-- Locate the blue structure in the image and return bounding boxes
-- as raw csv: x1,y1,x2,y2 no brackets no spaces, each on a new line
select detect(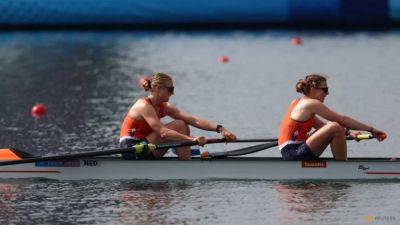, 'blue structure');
0,0,399,27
